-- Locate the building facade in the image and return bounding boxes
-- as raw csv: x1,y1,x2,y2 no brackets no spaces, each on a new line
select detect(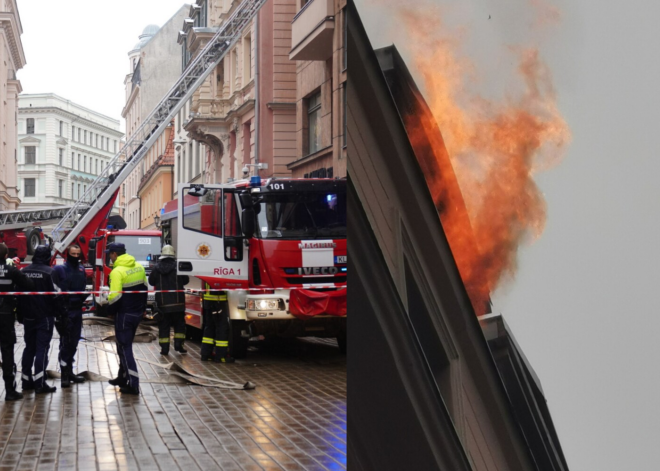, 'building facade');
122,6,189,229
0,0,26,210
17,94,123,210
174,0,298,193
289,0,347,178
